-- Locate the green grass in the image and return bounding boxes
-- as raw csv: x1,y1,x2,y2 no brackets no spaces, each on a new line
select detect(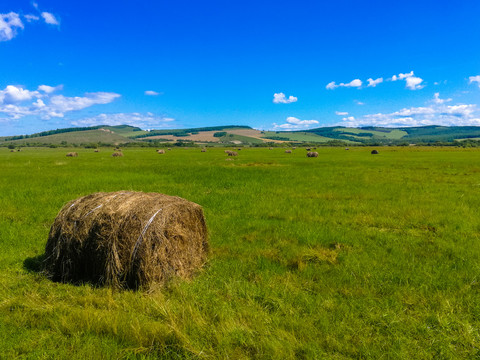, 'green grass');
4,129,133,145
333,127,408,140
2,147,480,359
